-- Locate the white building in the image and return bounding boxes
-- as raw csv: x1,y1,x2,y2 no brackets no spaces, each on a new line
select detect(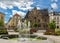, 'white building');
49,9,60,28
